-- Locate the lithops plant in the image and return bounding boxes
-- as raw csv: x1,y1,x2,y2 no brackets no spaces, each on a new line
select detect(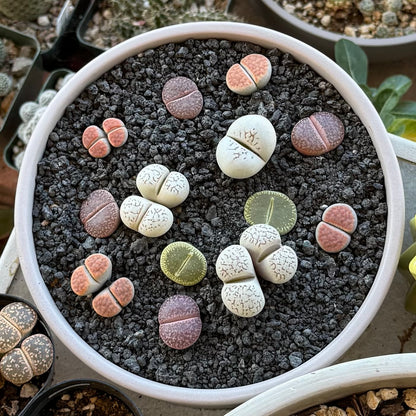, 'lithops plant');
158,295,202,350
316,203,358,253
291,112,345,156
0,73,12,97
244,190,297,236
92,277,134,318
120,195,173,237
0,302,37,354
216,114,276,179
136,164,190,208
0,333,53,386
102,118,128,147
70,253,112,296
226,54,272,95
160,242,207,286
216,245,265,318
